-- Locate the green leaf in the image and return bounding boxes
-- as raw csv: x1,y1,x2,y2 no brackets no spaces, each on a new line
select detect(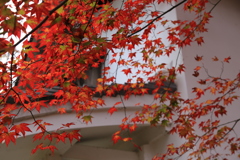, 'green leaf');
63,82,71,88
5,16,16,30
69,8,76,14
161,119,169,126
26,19,38,26
0,0,9,7
77,58,85,64
82,115,93,124
117,28,124,34
90,2,96,7
18,9,25,15
72,37,81,43
1,7,11,17
103,4,110,10
83,41,91,46
60,45,68,51
56,6,64,14
96,38,105,43
183,24,190,29
51,16,62,26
